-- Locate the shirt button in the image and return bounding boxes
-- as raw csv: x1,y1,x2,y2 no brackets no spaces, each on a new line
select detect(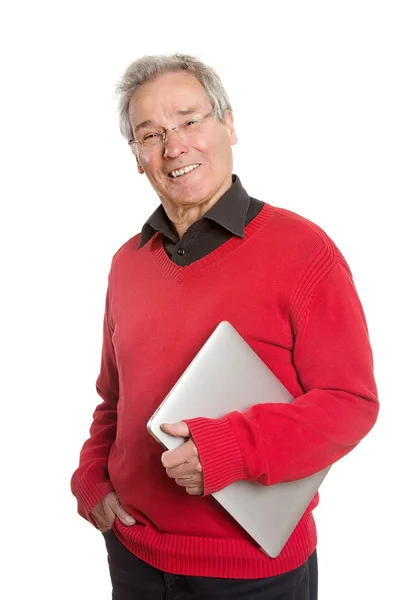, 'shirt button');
177,248,186,256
